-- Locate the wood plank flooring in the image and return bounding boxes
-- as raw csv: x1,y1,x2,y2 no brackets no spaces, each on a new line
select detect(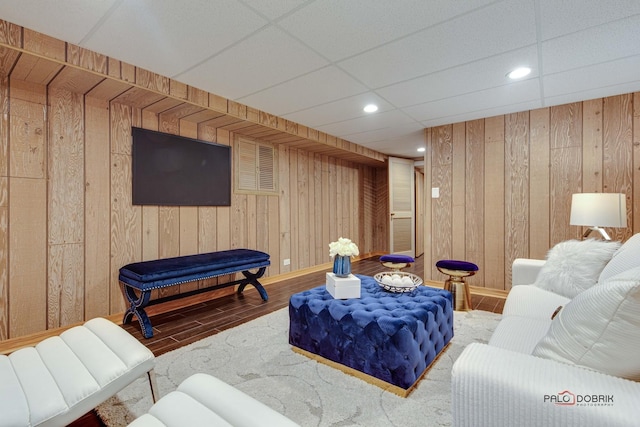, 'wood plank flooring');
72,255,504,426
